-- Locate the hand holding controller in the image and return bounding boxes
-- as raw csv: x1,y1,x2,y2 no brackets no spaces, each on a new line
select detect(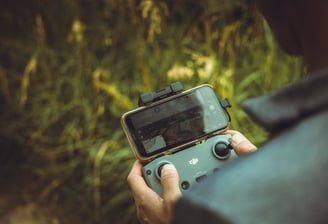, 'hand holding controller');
122,83,237,196
142,134,237,196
